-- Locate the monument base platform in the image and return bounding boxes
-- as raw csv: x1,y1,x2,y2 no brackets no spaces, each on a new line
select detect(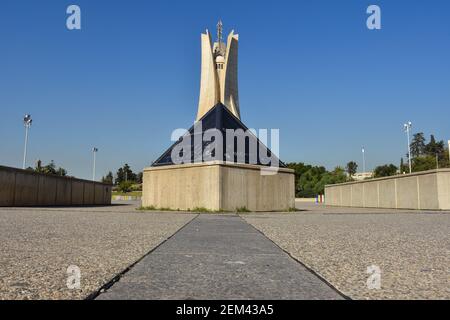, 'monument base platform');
142,161,295,212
